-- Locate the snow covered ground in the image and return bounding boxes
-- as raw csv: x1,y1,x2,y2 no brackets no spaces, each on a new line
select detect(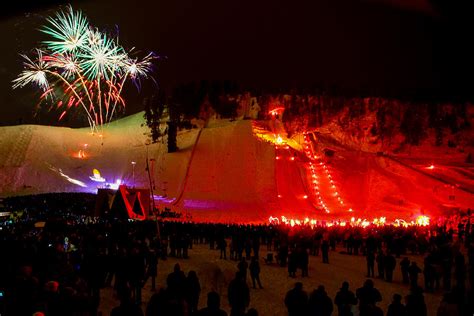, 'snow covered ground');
98,244,444,316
